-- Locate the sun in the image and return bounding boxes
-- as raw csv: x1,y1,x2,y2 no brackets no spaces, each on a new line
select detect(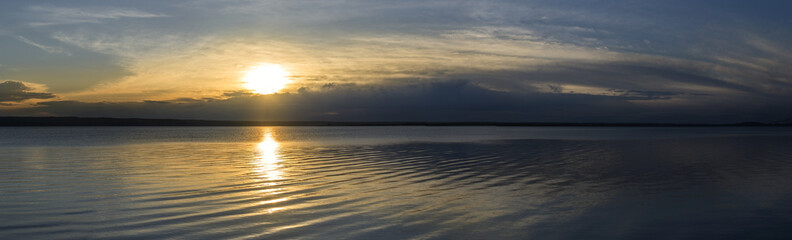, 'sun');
242,64,292,94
